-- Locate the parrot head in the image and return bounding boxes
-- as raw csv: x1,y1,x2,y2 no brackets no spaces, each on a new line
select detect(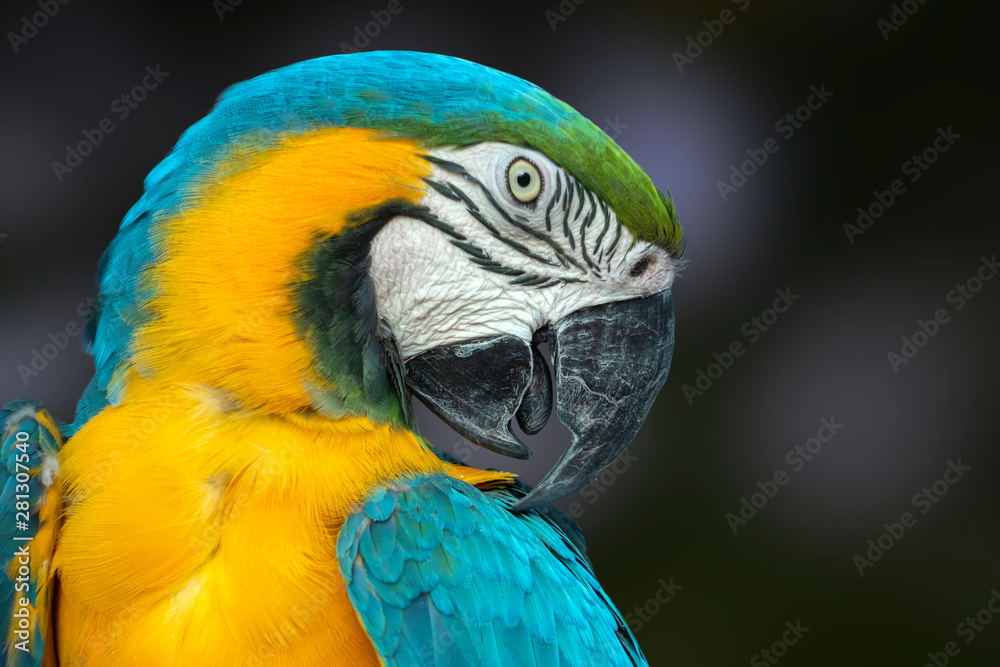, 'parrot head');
82,51,682,510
